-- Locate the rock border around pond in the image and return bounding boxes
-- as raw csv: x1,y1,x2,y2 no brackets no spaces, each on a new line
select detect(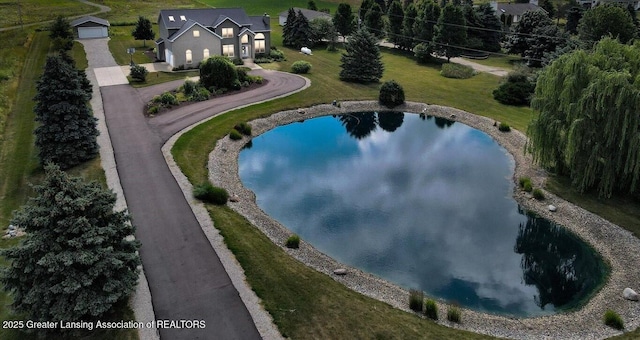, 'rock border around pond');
209,101,640,340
